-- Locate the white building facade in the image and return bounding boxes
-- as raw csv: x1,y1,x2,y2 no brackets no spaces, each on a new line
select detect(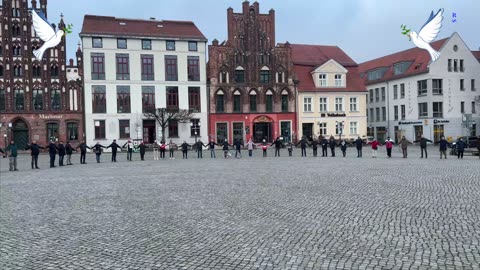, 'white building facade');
80,15,208,147
360,33,480,143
